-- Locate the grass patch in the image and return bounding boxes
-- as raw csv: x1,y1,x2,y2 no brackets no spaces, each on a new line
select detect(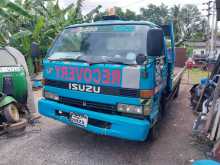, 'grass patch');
185,68,210,84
